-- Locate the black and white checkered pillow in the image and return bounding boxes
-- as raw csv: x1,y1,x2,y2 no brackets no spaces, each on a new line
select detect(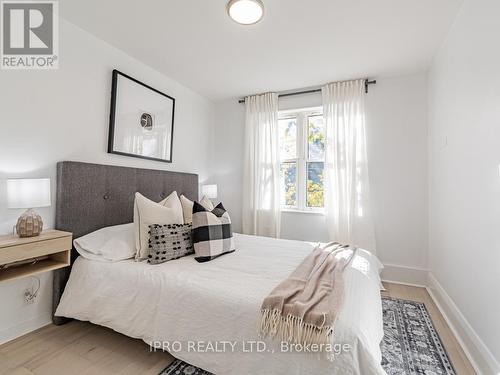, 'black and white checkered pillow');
192,201,235,263
147,223,193,264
